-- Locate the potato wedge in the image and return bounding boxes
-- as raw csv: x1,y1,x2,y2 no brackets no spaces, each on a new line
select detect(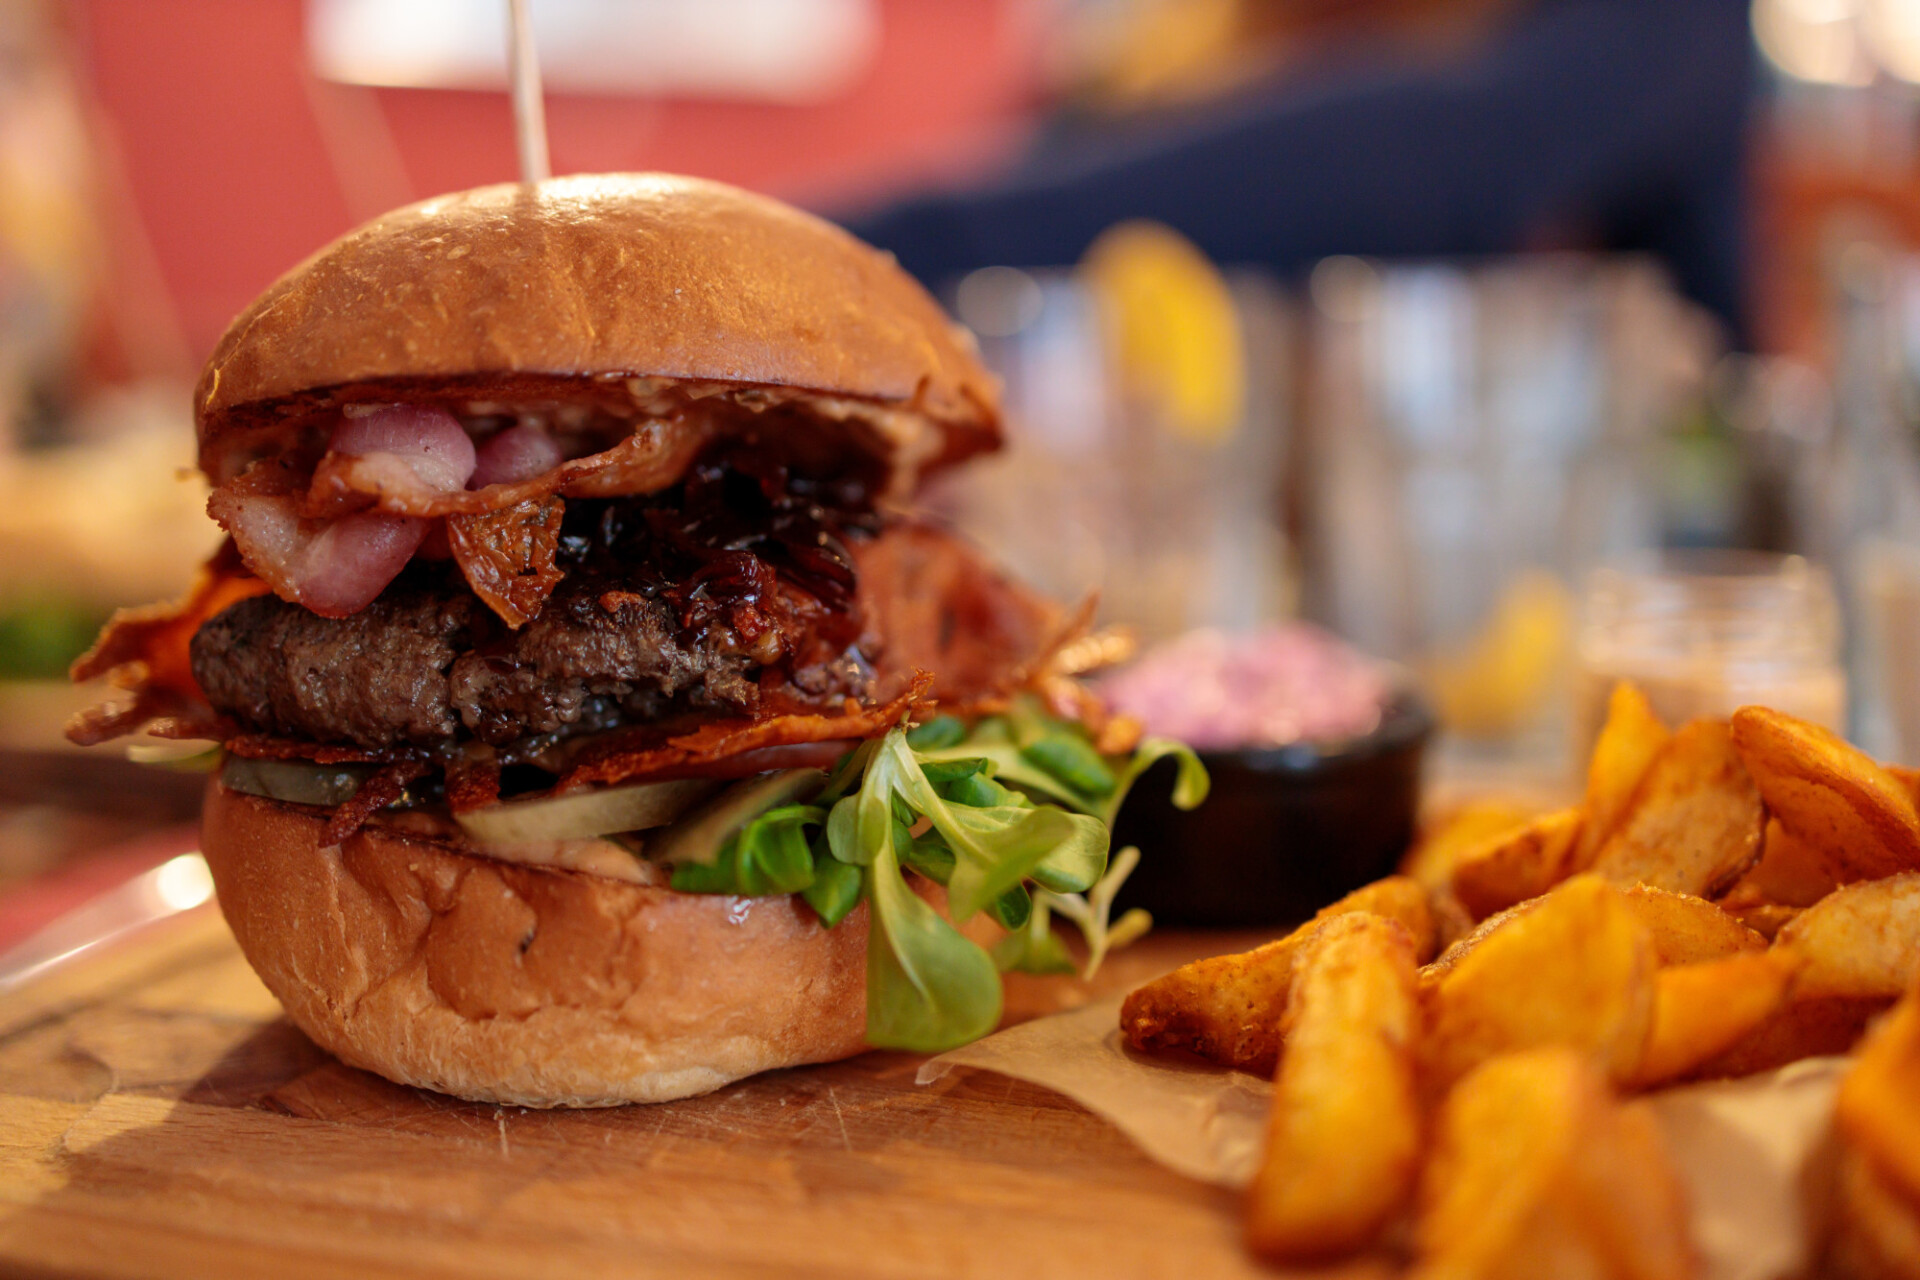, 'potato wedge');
1120,876,1436,1073
1424,875,1656,1088
1715,895,1801,942
1452,807,1583,922
1625,950,1799,1089
1403,799,1538,892
1621,884,1768,966
1590,718,1763,898
1730,705,1920,882
1575,681,1672,870
1836,983,1920,1207
1774,871,1920,1002
1745,817,1841,908
1421,896,1547,985
1246,913,1421,1262
1824,1146,1920,1280
1690,995,1889,1079
1410,1048,1696,1280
